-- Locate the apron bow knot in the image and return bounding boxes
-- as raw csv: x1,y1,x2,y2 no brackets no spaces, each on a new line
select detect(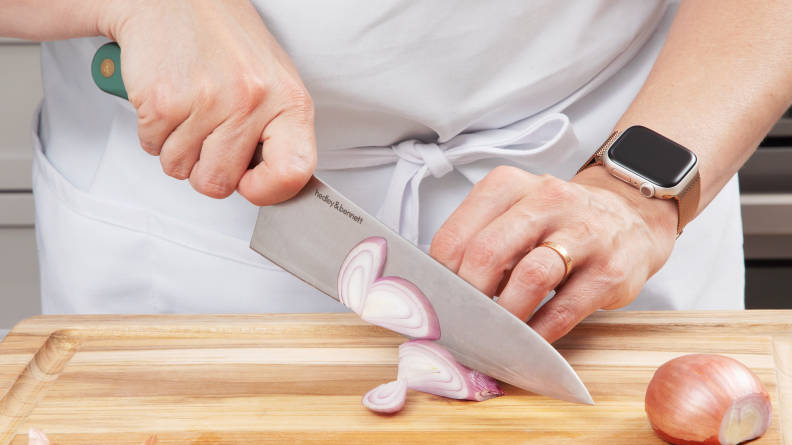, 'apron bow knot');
392,140,454,179
316,113,579,244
